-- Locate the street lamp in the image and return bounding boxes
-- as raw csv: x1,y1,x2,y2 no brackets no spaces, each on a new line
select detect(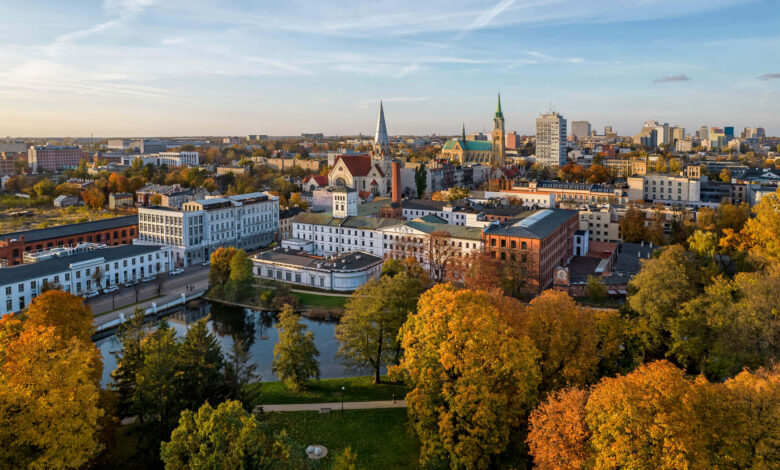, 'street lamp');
341,386,345,412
